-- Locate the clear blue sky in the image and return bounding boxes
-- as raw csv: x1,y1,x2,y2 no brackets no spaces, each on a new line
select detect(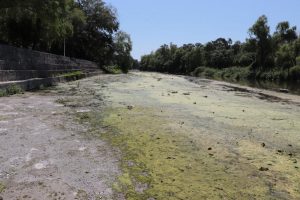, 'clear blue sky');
105,0,300,60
